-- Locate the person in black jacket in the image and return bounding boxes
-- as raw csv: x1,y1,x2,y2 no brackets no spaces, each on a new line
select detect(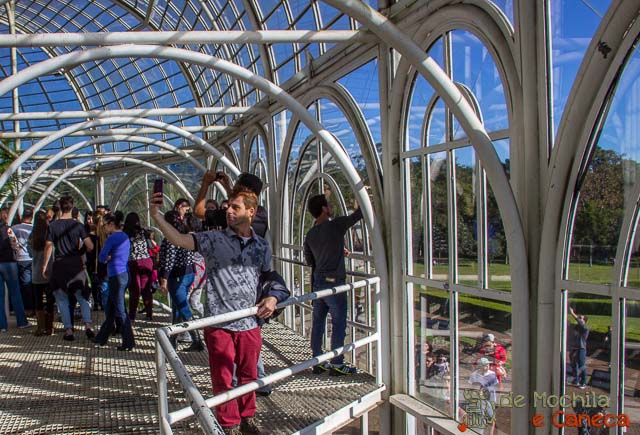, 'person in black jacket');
194,171,269,238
